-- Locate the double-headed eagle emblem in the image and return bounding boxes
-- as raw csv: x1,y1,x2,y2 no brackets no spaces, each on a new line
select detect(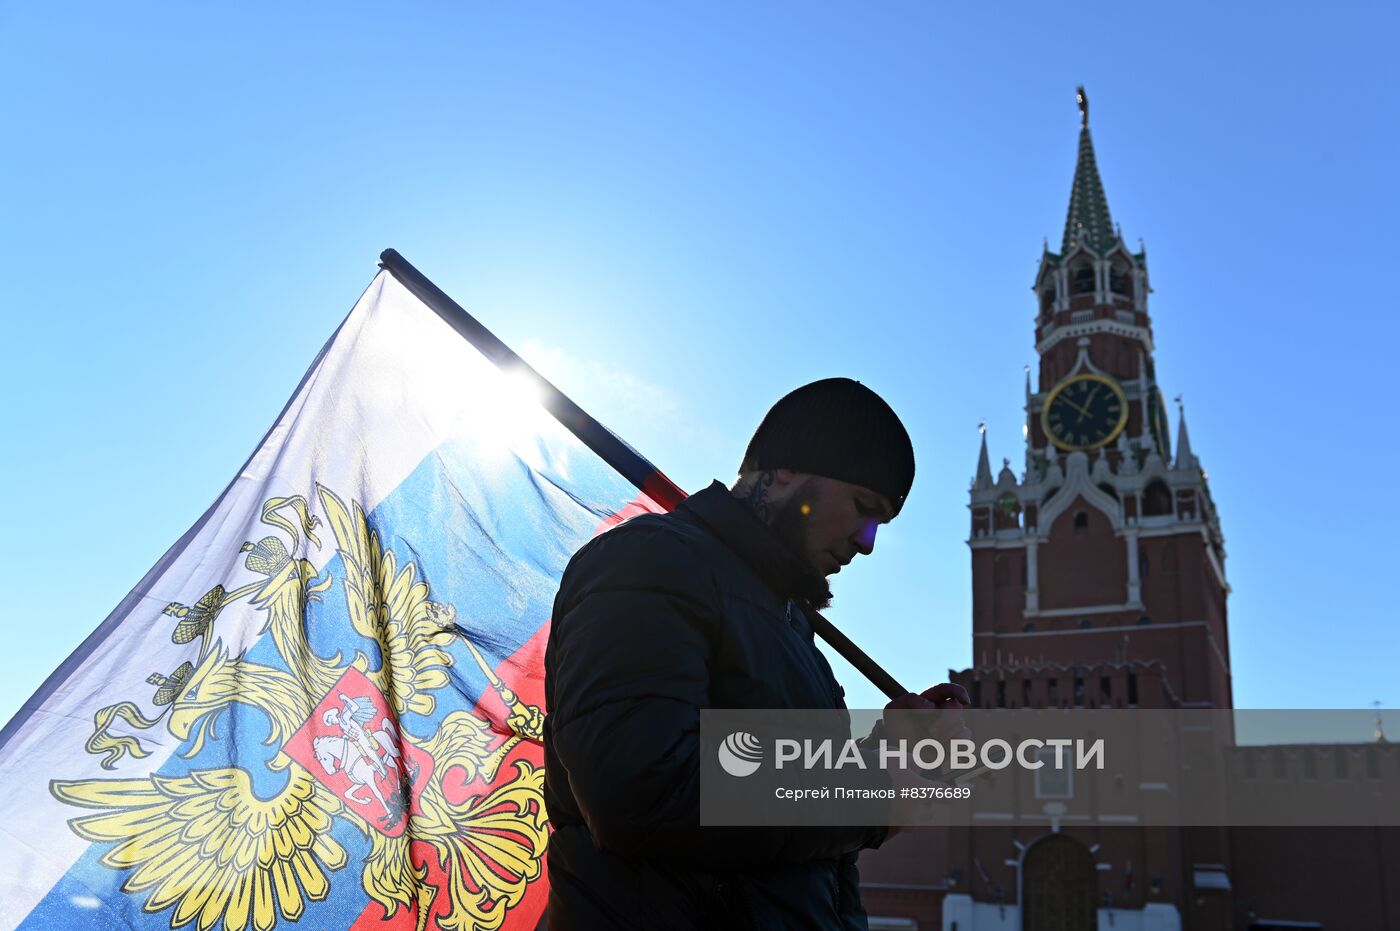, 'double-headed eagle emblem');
52,486,549,931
